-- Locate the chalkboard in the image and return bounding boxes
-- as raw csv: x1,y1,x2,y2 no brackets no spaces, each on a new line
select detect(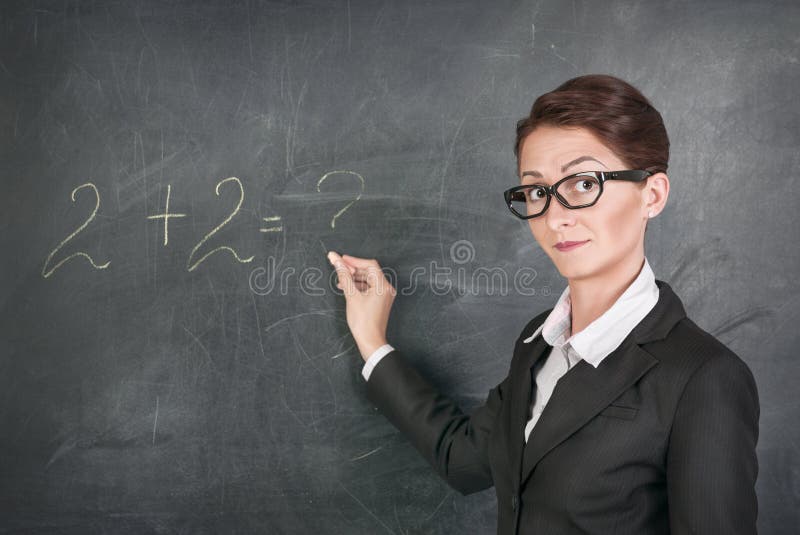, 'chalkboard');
1,1,798,533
